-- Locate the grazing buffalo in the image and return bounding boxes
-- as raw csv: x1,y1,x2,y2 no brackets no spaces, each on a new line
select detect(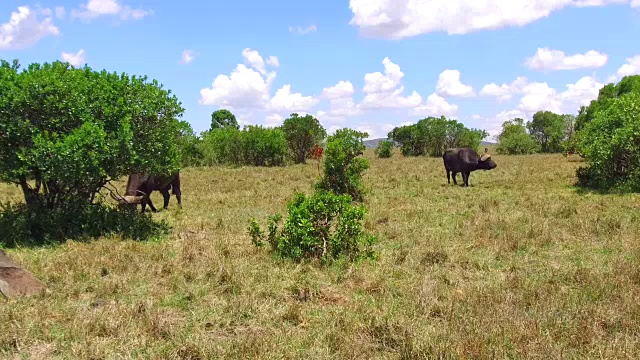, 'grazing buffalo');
443,148,497,187
110,172,182,212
